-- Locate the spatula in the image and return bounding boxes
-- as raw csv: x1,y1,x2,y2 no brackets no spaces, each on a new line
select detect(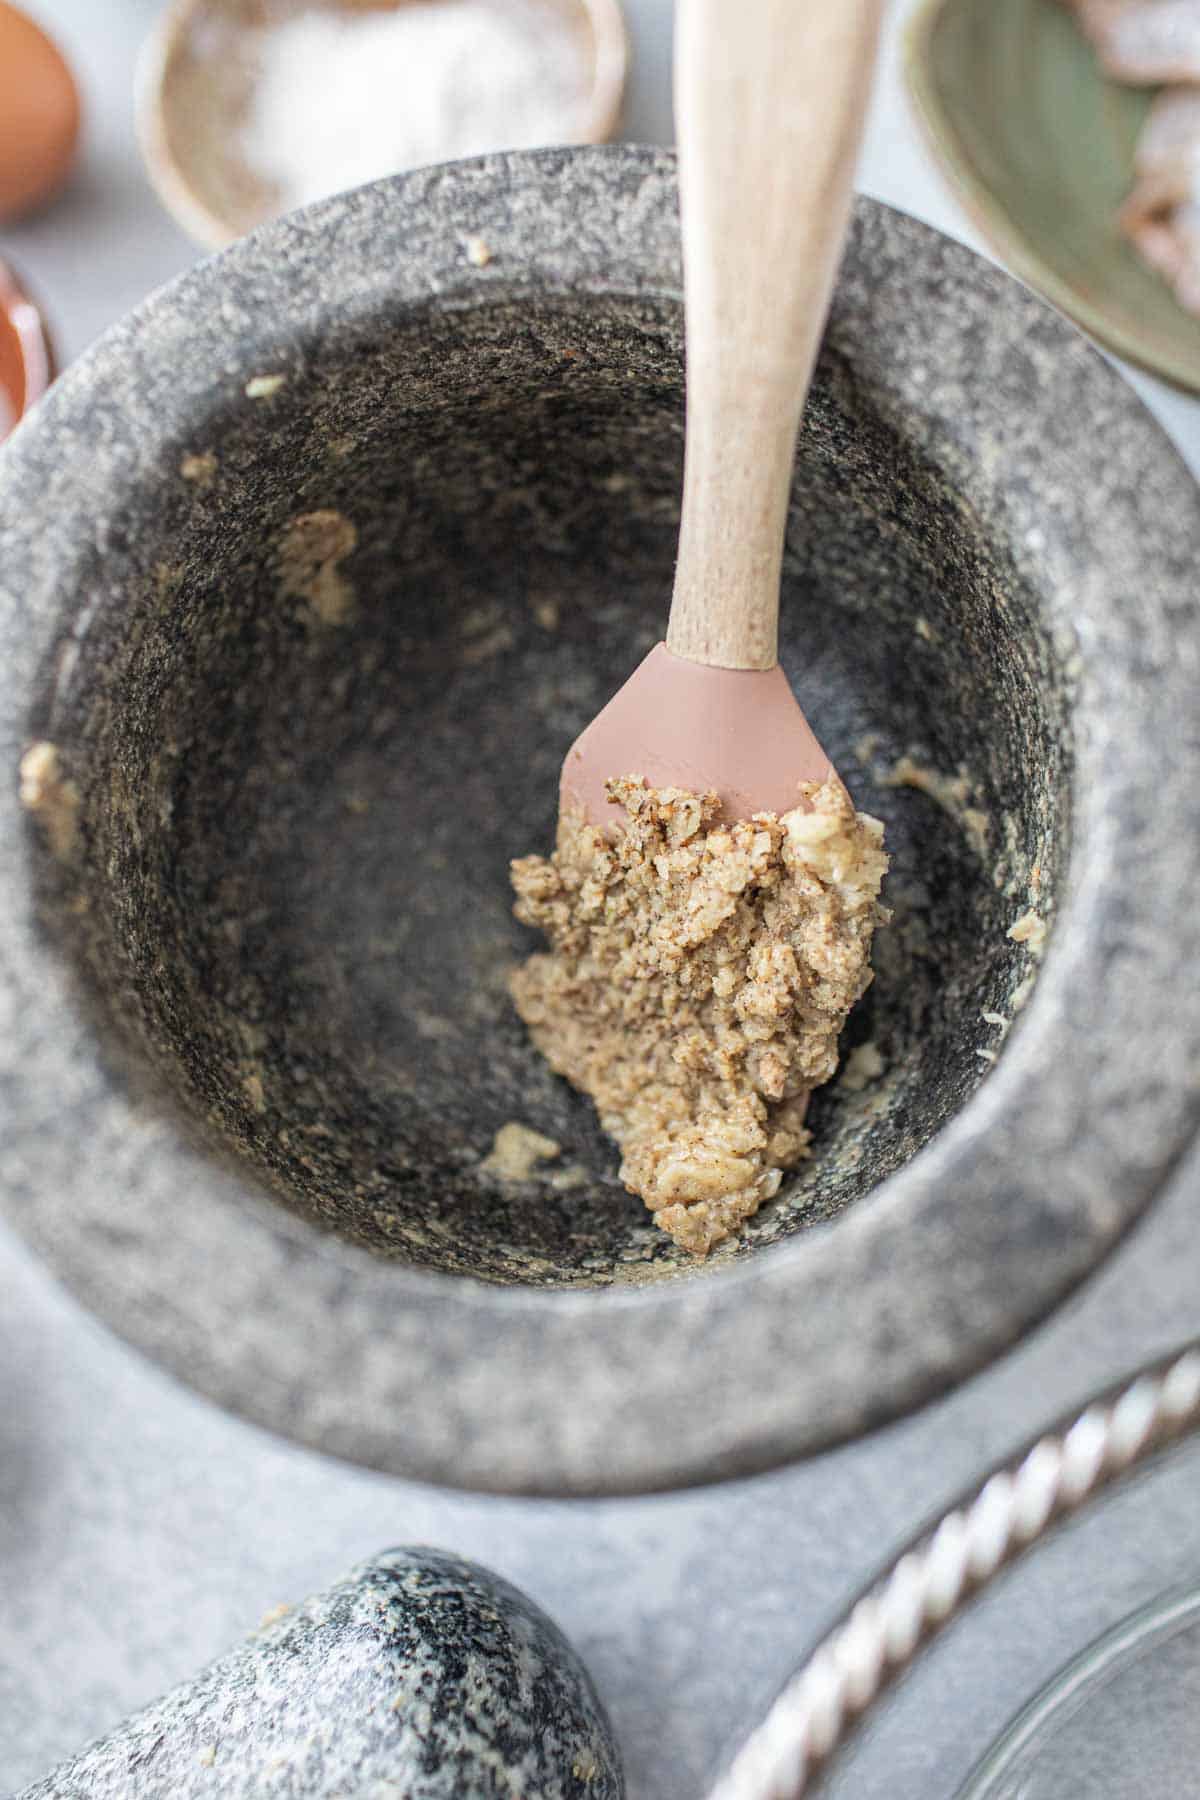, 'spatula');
561,0,884,826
